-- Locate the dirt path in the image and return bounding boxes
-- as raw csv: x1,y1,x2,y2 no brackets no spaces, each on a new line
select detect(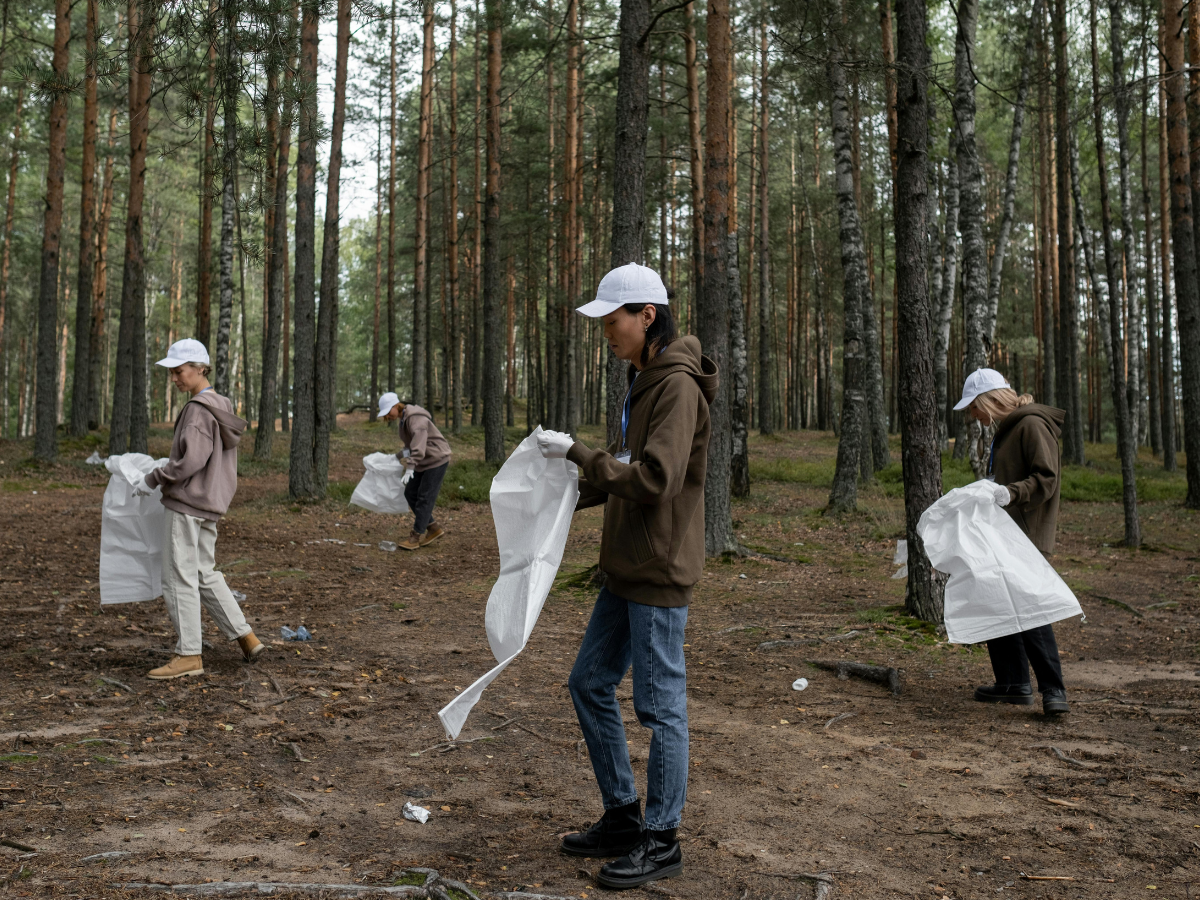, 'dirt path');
2,424,1199,898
